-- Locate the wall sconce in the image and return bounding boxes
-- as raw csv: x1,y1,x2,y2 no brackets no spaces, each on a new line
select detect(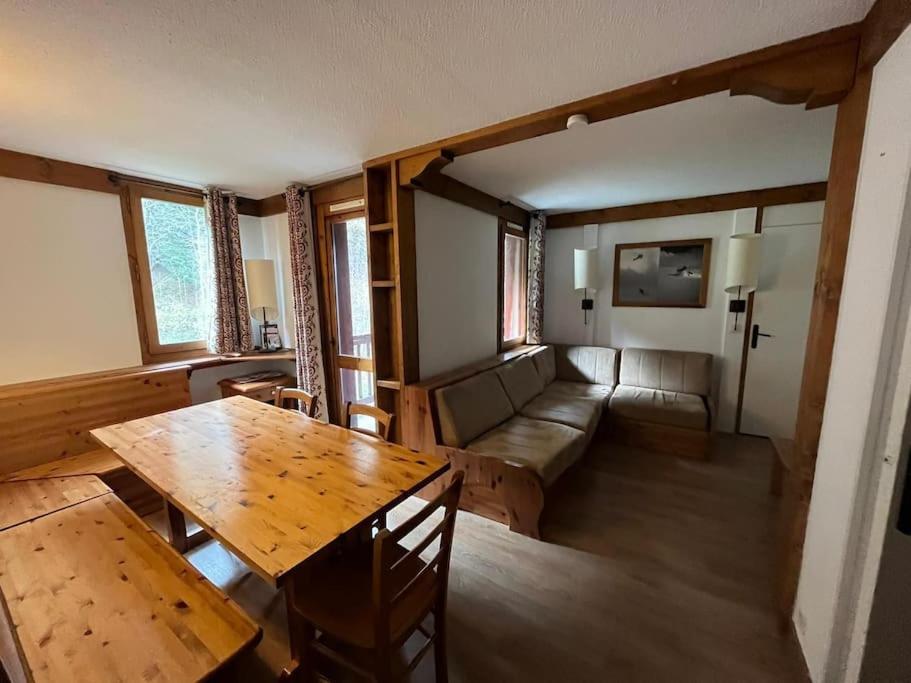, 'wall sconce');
574,248,598,325
724,234,761,331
